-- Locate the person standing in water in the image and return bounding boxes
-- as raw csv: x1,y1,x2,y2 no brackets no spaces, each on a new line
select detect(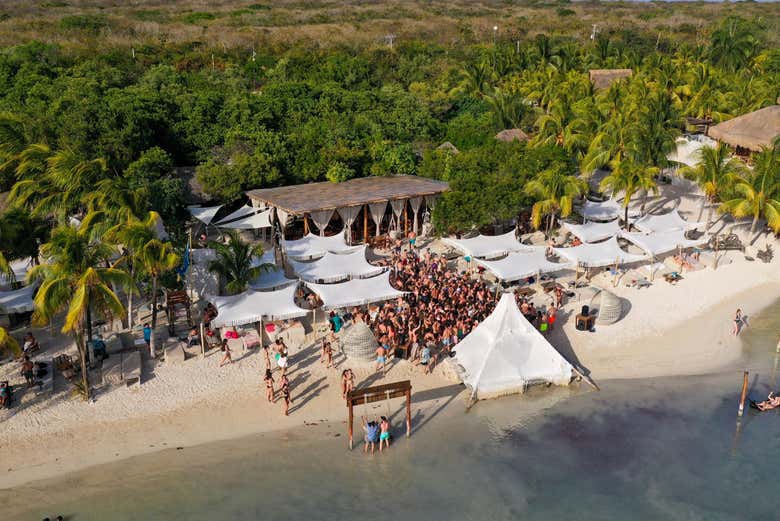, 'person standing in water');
379,416,391,452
